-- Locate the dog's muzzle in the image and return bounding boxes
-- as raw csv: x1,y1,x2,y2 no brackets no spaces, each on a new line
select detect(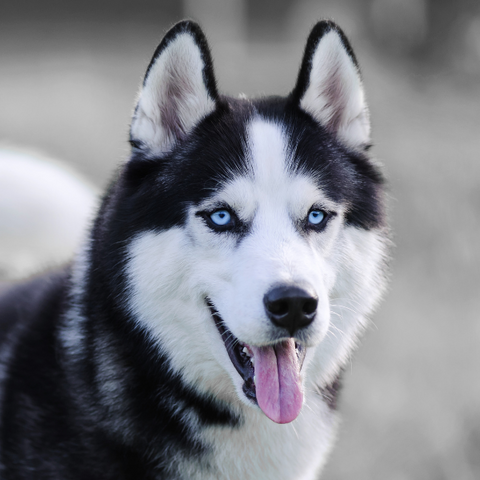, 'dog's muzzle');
207,284,318,424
